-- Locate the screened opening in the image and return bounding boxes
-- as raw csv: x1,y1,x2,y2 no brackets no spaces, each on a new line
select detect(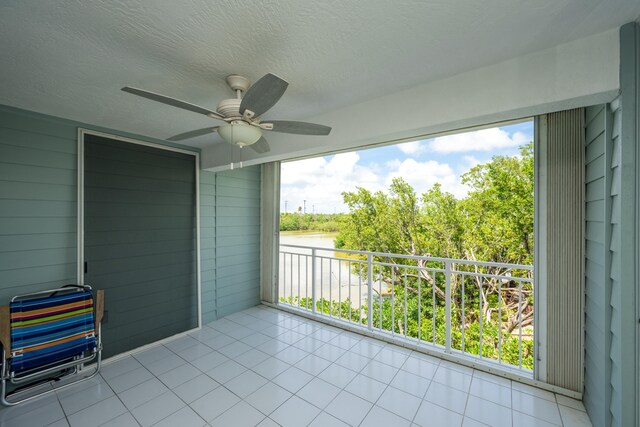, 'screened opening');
277,120,536,373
